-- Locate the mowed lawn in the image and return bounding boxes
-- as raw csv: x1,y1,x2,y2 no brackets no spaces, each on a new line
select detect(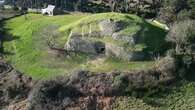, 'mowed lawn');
3,13,154,79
